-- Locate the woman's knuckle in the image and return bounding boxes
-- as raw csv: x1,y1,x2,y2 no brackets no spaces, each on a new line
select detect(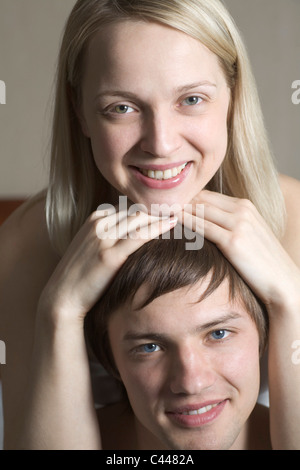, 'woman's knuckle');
234,199,253,221
88,211,101,223
237,198,253,211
